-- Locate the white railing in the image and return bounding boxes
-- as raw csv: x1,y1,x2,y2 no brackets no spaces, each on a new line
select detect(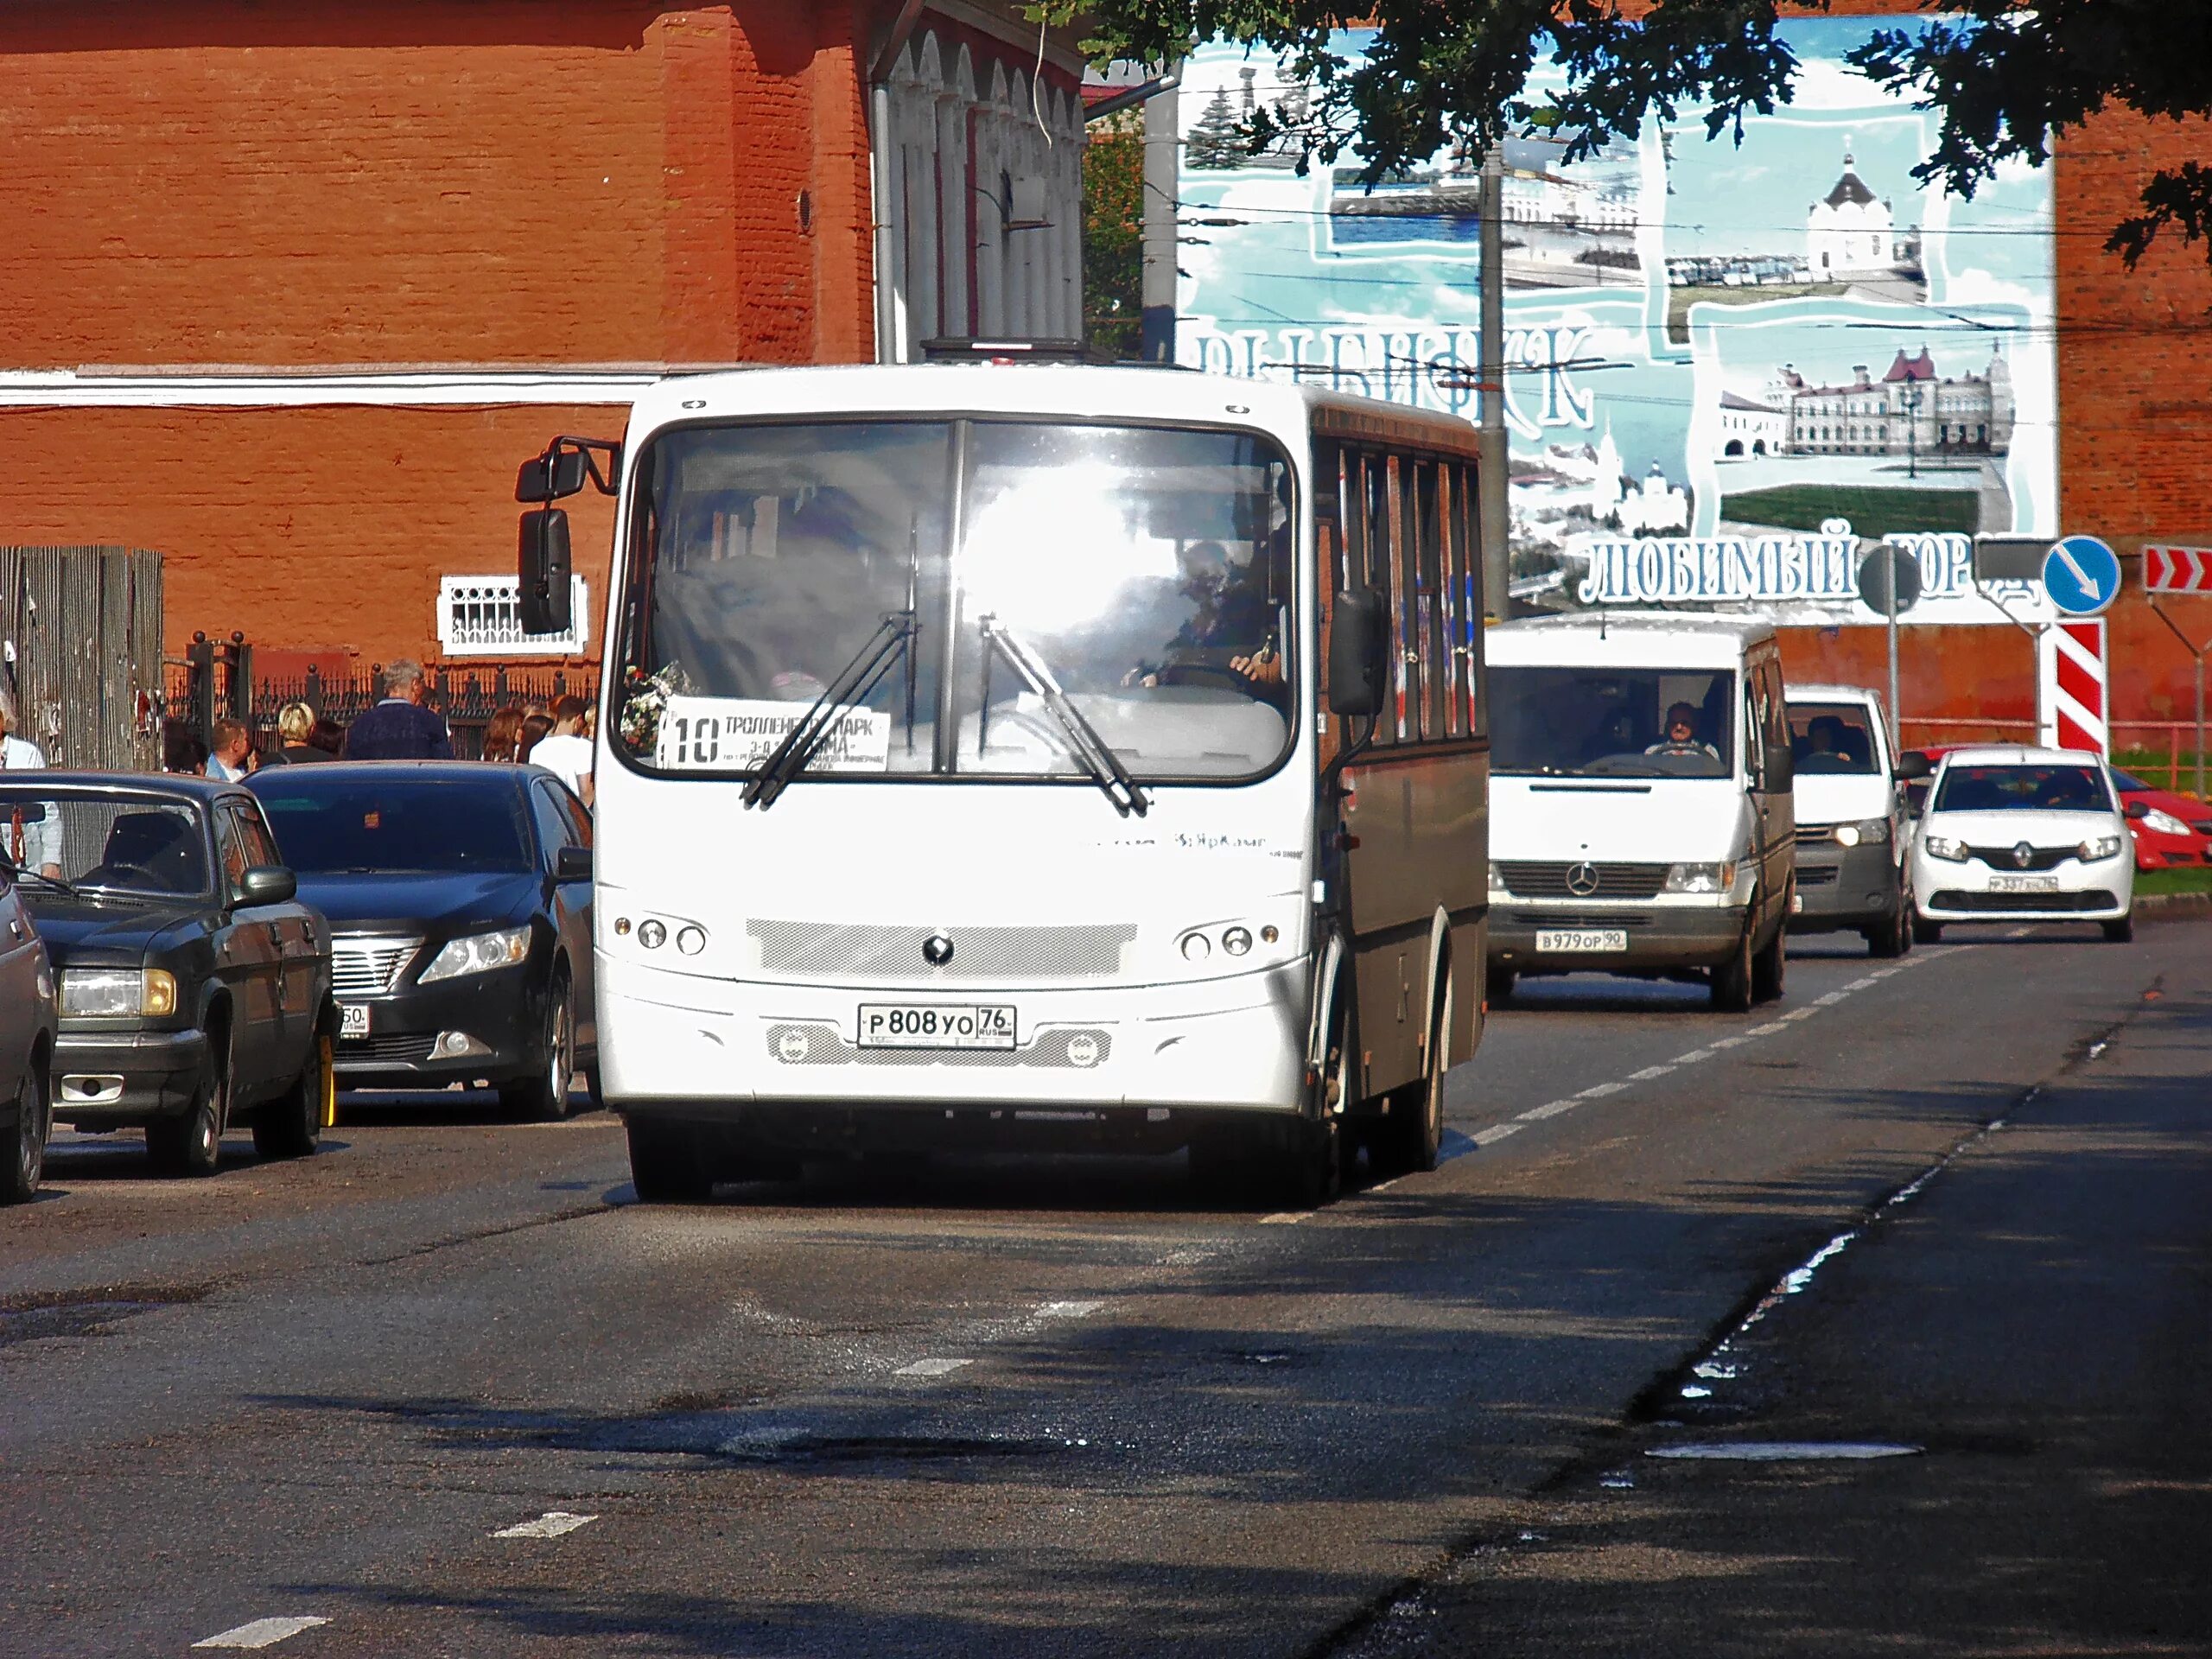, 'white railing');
435,575,588,658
